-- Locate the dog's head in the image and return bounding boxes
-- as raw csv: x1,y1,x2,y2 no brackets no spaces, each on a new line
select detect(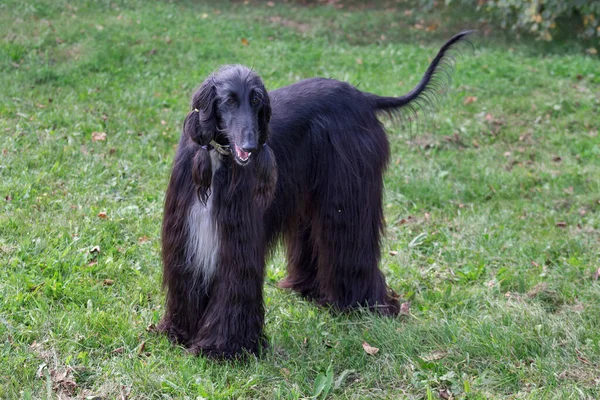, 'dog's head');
185,65,277,208
190,65,271,166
